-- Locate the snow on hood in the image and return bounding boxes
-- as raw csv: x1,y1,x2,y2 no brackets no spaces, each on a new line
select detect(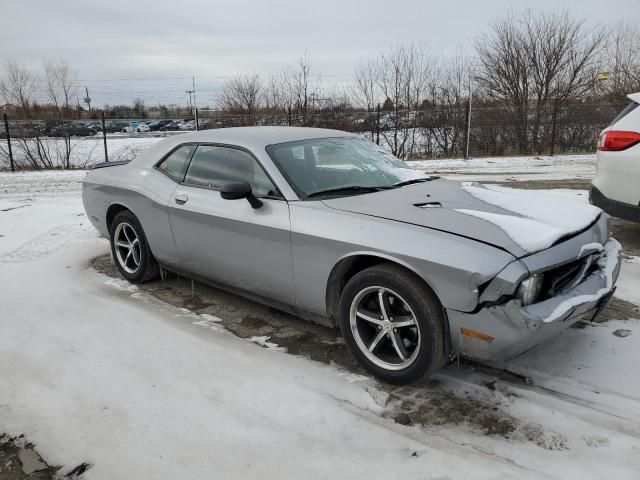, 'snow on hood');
321,179,602,257
456,183,601,253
